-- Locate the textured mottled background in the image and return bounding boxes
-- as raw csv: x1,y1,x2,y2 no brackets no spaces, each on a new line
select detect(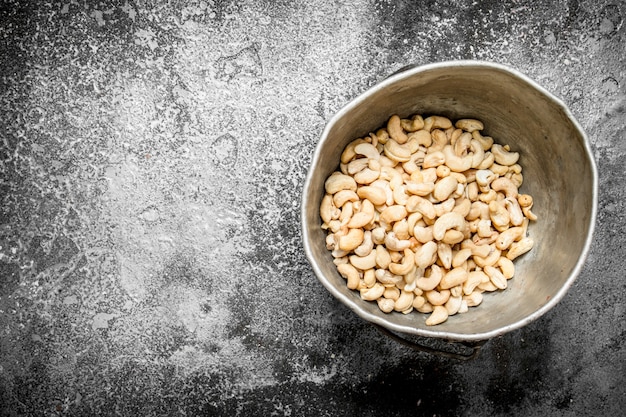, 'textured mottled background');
0,1,625,416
